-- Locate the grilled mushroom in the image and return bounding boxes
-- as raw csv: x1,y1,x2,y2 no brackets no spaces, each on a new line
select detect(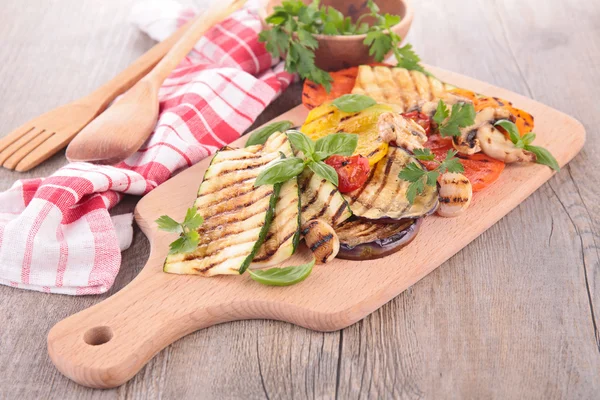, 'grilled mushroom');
437,172,472,218
301,219,340,264
478,124,536,163
378,112,427,151
452,107,512,156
